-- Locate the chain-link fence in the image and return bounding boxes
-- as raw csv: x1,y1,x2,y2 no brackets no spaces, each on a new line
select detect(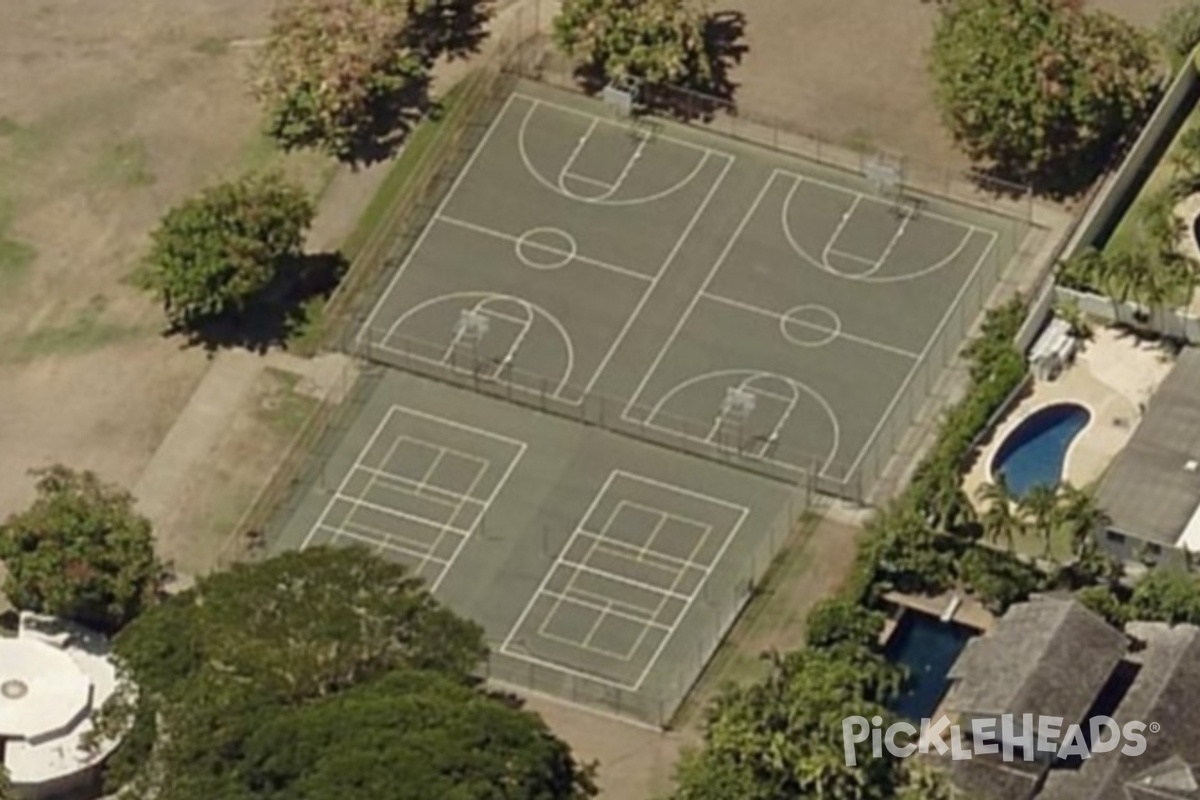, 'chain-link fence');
478,490,817,728
509,33,1035,225
352,323,860,501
